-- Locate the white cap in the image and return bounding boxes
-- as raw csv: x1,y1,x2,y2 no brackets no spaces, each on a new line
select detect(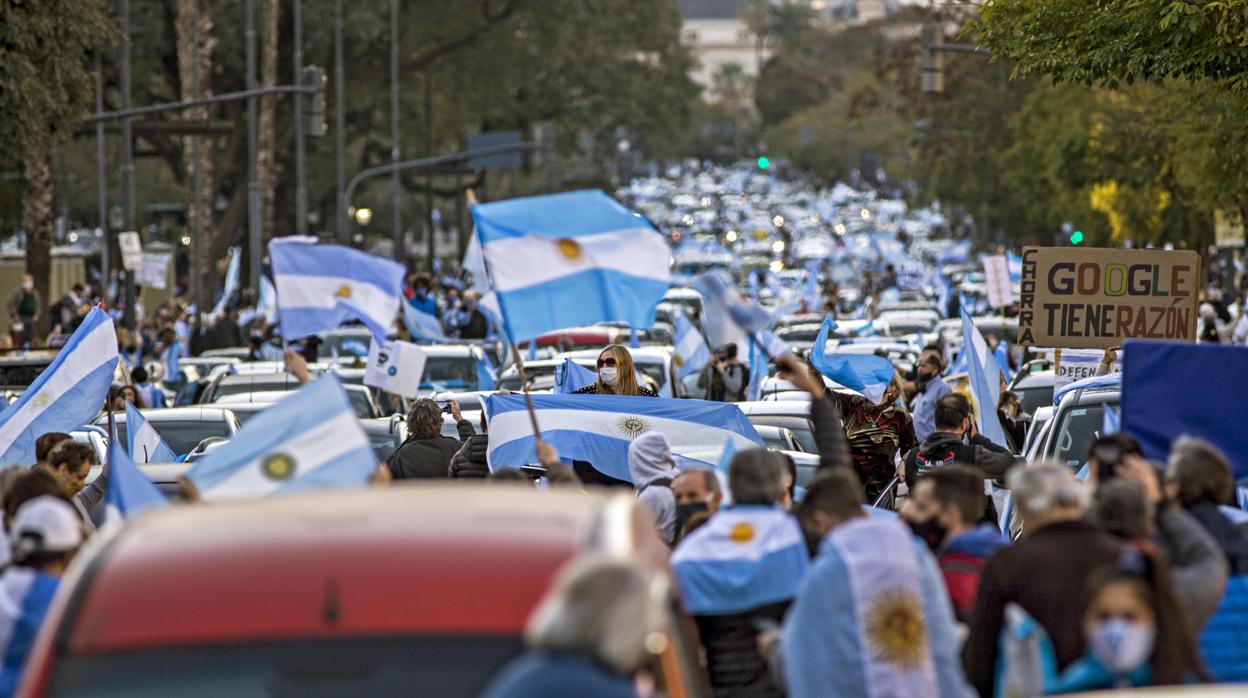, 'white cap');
11,496,83,556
